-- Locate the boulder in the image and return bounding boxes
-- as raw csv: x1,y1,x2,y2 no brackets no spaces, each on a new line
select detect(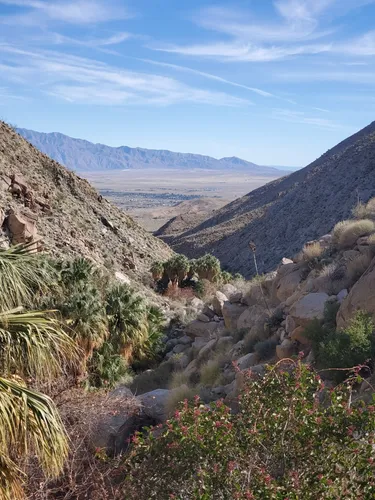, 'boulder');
172,343,190,354
281,258,294,265
216,336,233,351
291,326,310,345
137,389,170,422
289,293,329,327
276,339,295,360
230,340,244,360
197,338,217,362
190,297,204,310
237,304,268,331
285,315,296,334
202,304,216,319
337,257,375,329
337,289,348,304
221,283,237,297
178,335,193,346
229,291,243,303
236,352,260,370
184,358,198,380
7,210,38,245
273,263,305,303
185,320,220,338
212,291,228,316
222,301,246,332
192,337,210,351
197,313,211,323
